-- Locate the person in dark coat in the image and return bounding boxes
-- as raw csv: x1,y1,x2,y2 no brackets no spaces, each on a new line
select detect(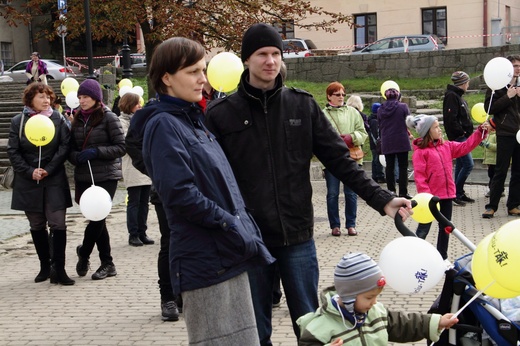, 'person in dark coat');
368,102,385,183
139,37,274,345
7,82,74,285
69,79,126,281
205,23,413,346
443,71,475,206
377,88,412,199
